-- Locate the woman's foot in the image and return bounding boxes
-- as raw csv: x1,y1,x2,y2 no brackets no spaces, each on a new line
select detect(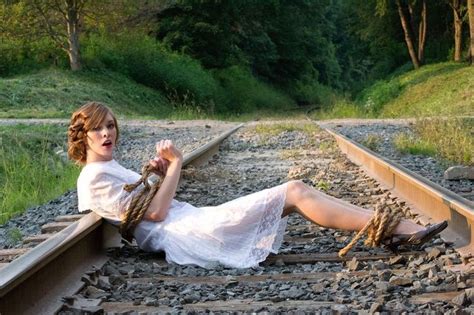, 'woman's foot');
384,220,448,252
